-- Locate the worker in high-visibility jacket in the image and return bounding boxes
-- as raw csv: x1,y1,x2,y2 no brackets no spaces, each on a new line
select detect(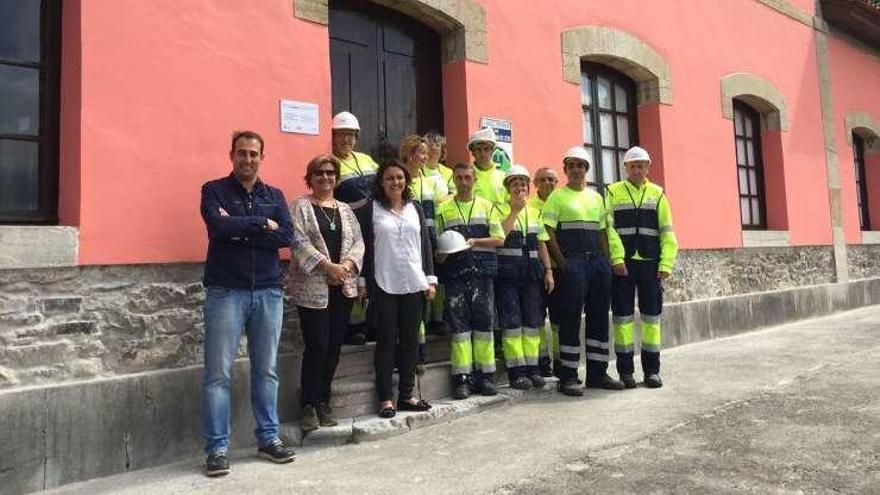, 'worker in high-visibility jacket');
543,146,625,396
332,111,379,210
435,162,505,399
468,128,508,207
422,131,453,337
331,111,380,345
528,167,561,378
496,165,555,389
399,135,444,370
605,146,678,389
